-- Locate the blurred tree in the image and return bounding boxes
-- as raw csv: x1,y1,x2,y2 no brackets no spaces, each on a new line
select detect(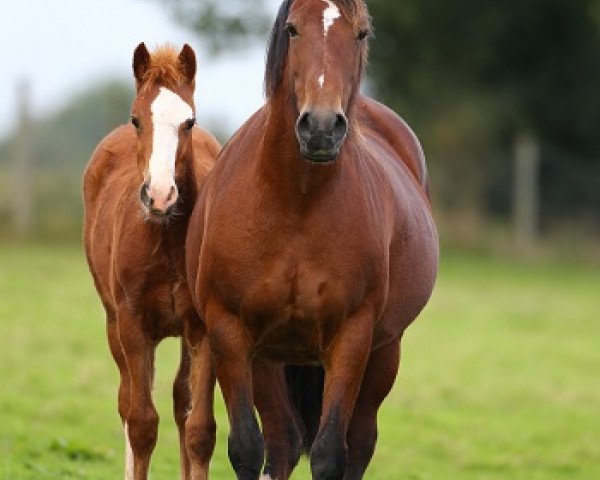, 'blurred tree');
154,0,272,54
151,0,600,232
0,81,133,238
